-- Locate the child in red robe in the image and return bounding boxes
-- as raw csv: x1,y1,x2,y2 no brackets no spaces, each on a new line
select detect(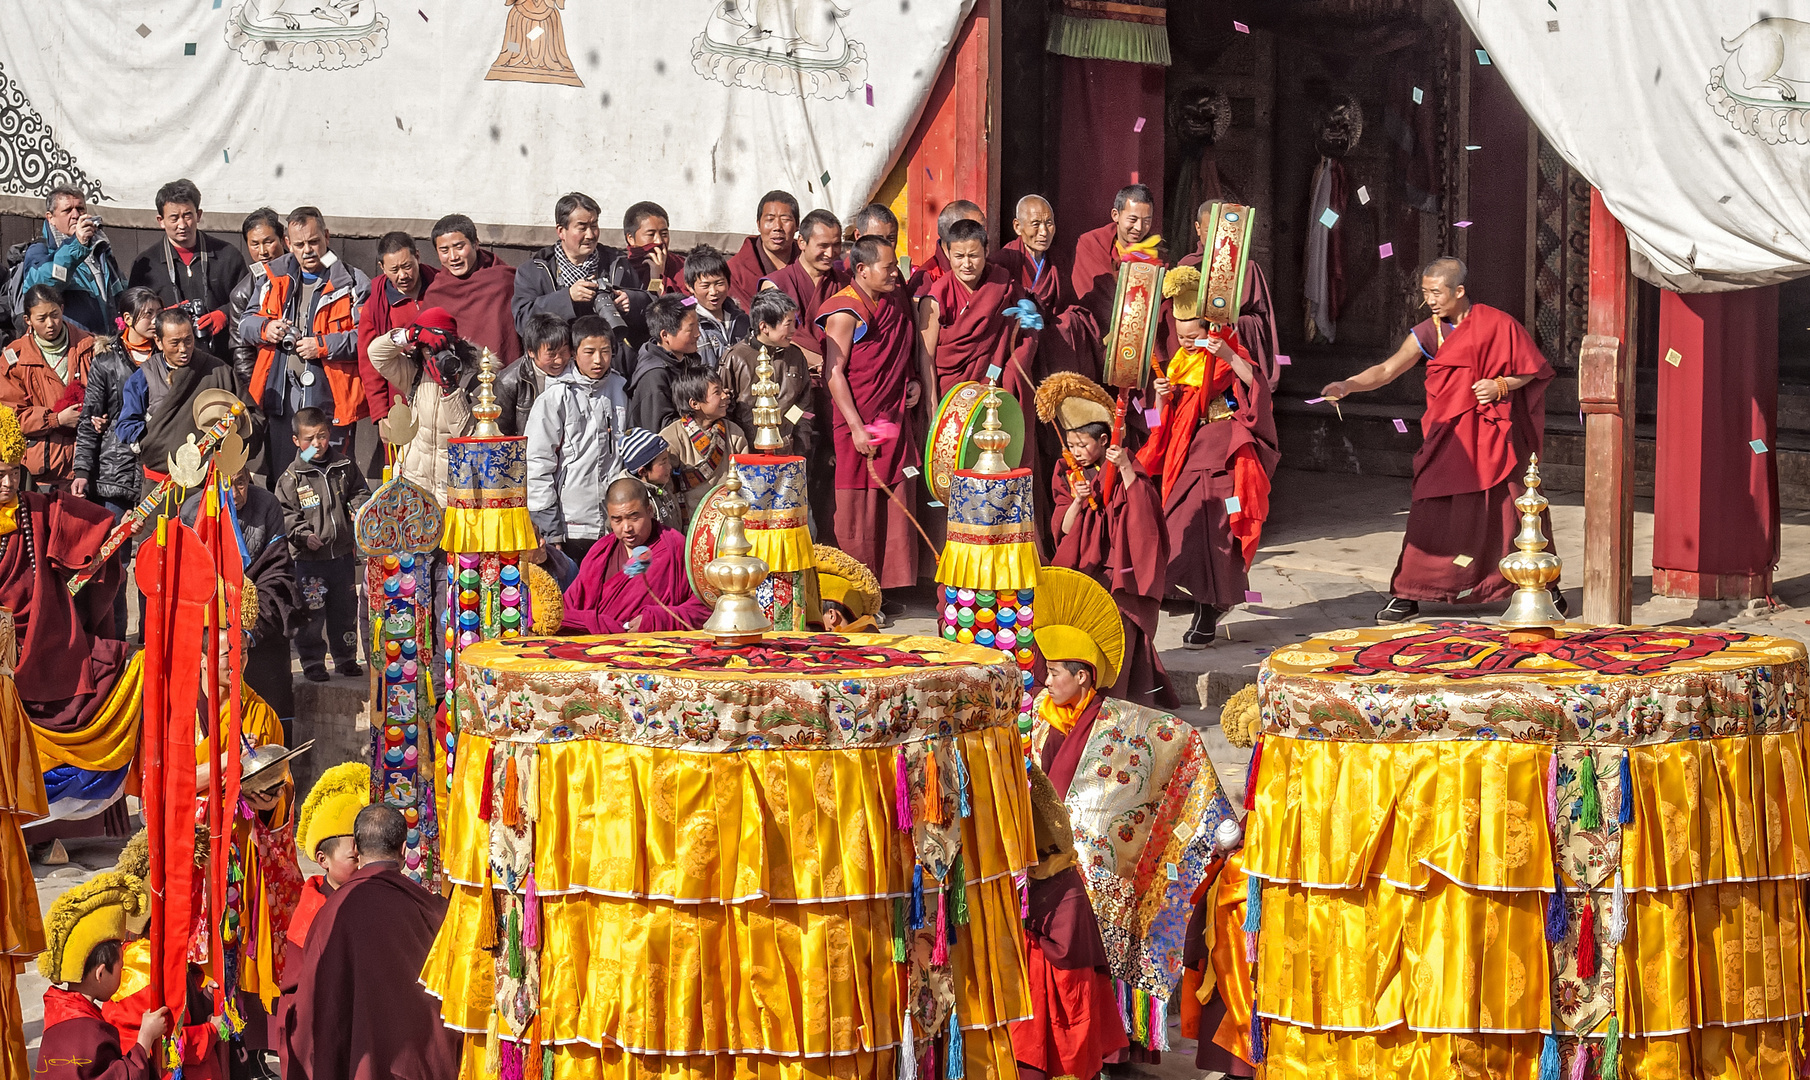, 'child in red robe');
33,874,170,1080
1038,372,1176,709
